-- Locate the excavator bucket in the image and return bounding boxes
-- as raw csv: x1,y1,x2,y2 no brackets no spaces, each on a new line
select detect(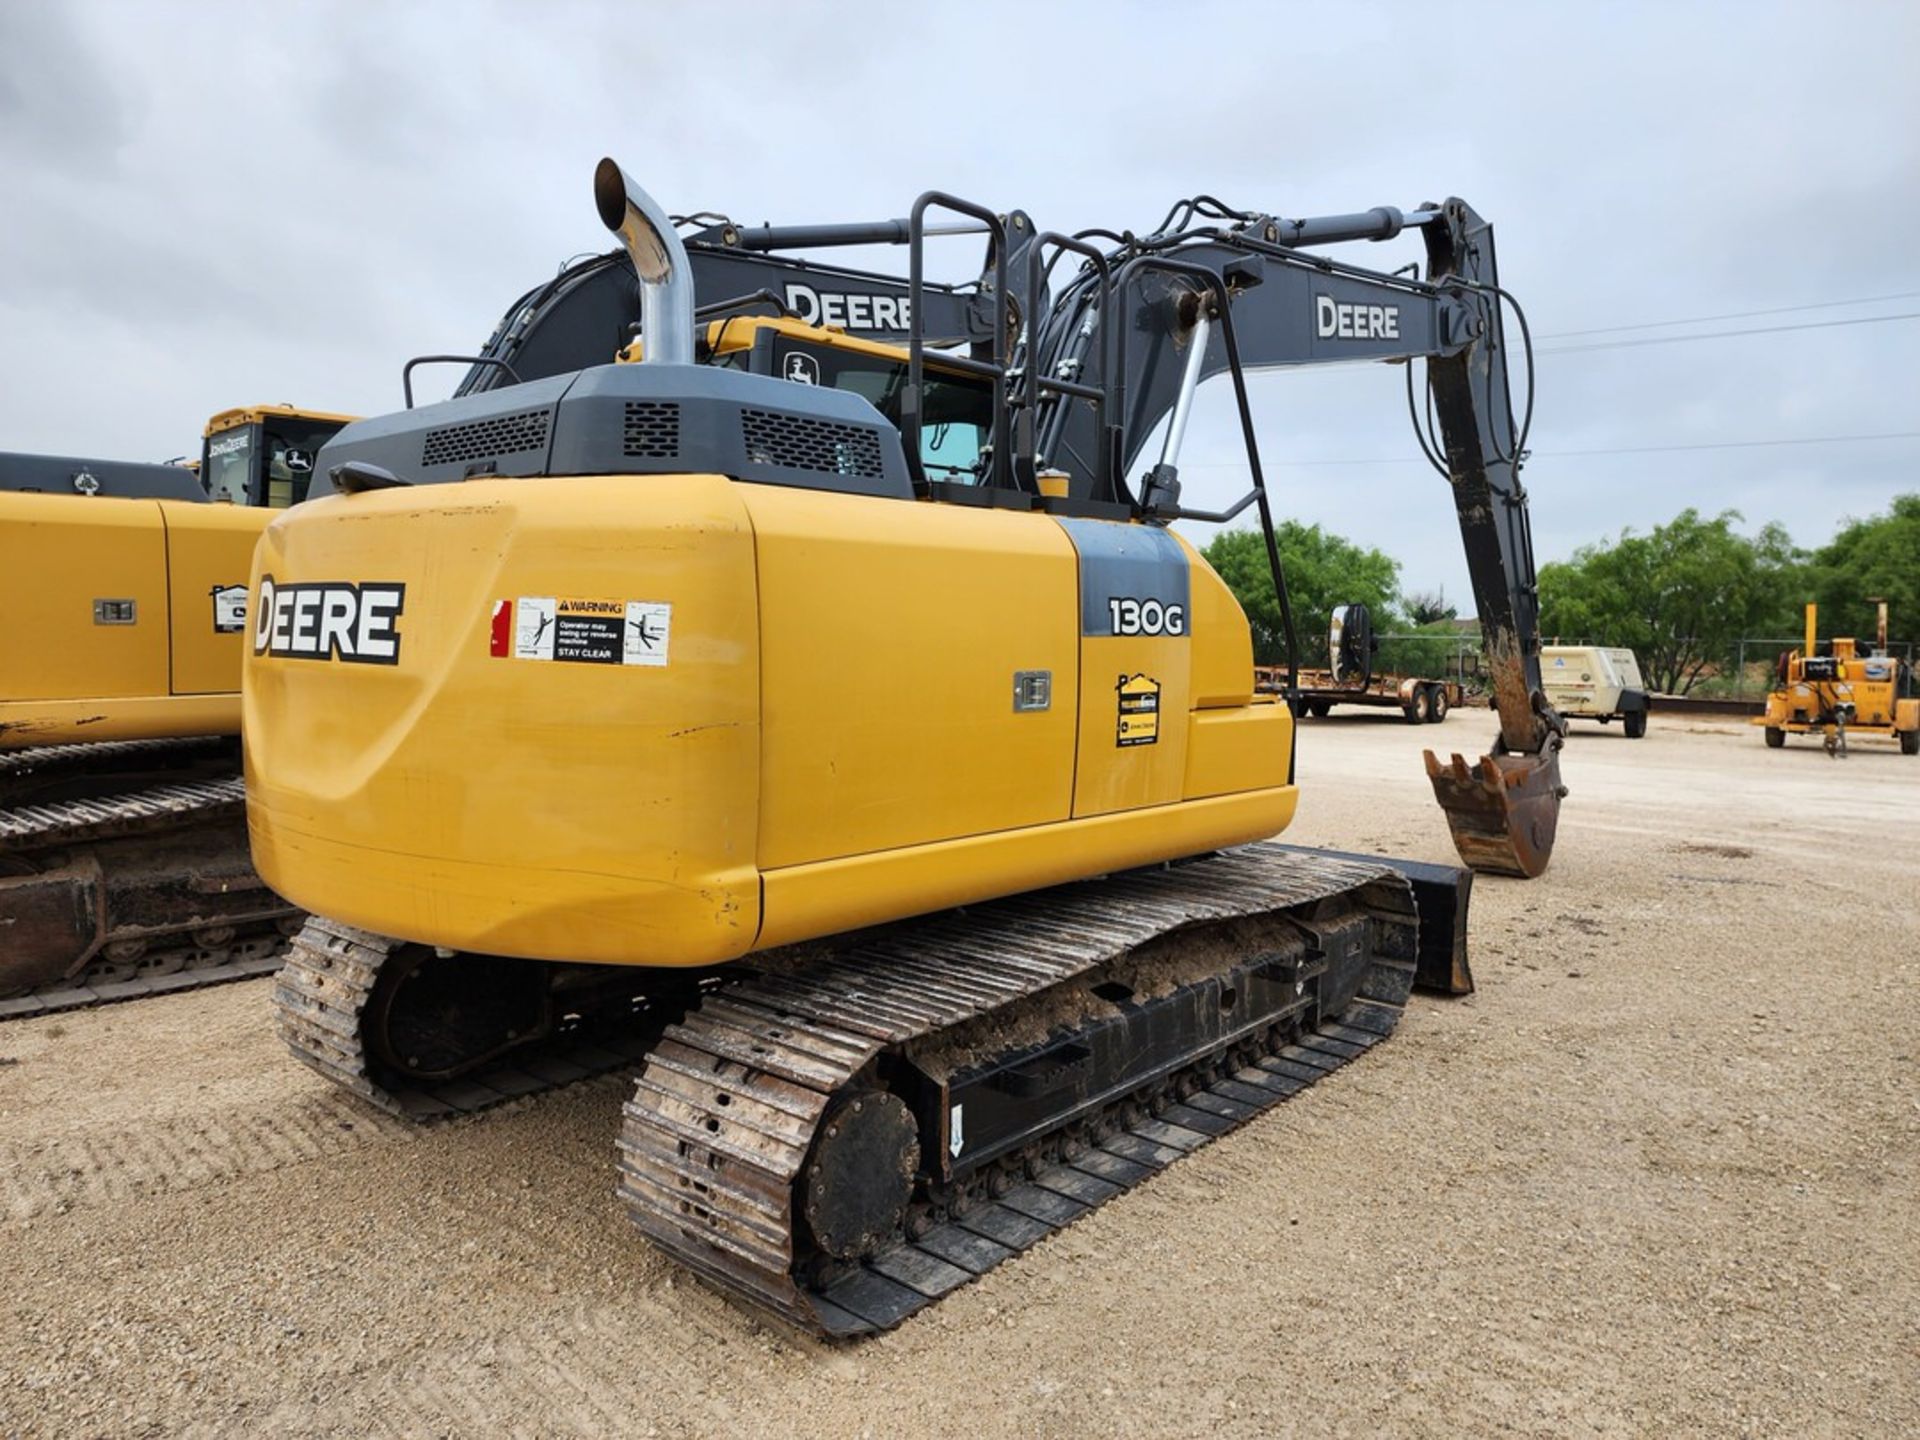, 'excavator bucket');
1424,746,1565,879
